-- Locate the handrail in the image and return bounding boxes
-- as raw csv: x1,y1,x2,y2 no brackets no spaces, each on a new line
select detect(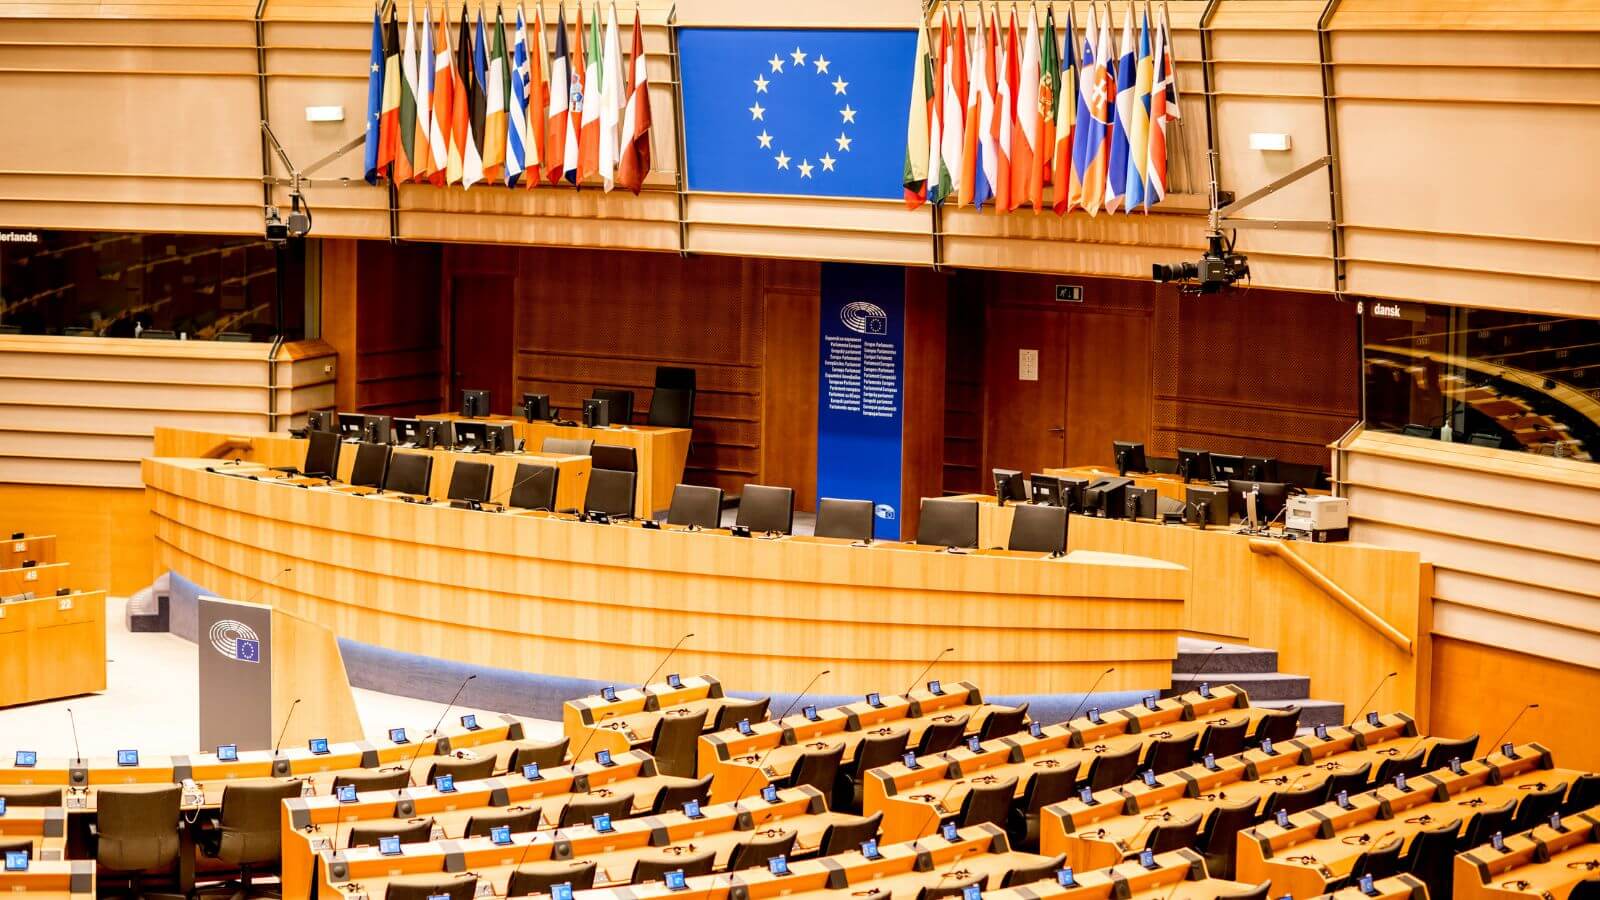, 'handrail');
1248,537,1413,654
